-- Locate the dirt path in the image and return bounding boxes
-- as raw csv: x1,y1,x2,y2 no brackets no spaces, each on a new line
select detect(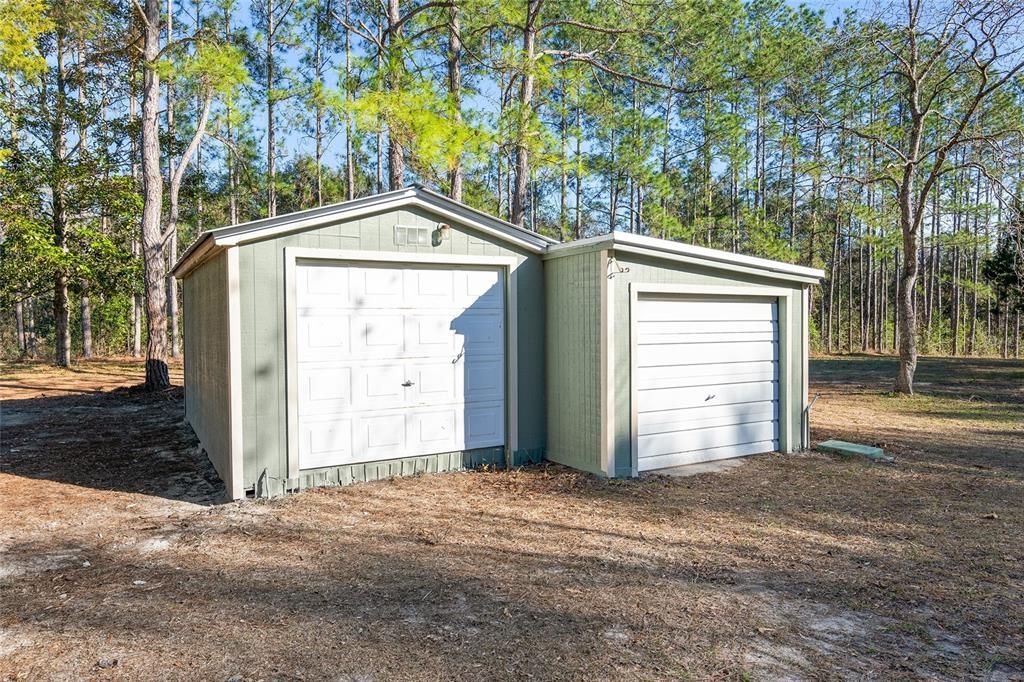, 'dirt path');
1,358,1022,680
